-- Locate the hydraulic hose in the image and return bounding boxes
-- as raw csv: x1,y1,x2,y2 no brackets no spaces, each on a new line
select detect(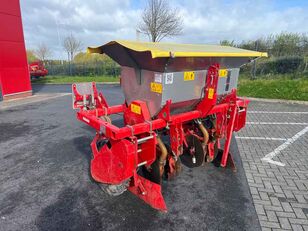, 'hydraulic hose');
157,136,168,177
